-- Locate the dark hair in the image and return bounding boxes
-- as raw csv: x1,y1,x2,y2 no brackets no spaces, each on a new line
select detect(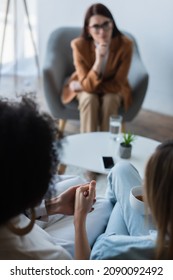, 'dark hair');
0,97,58,225
81,3,122,40
144,140,173,259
